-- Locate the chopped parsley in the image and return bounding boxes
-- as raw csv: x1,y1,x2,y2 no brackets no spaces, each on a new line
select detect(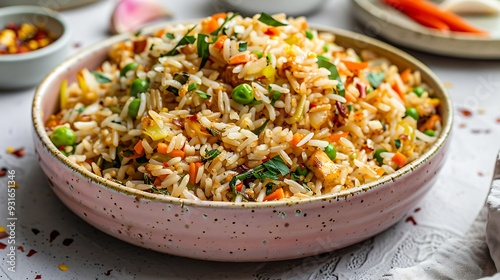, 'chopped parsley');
202,149,221,162
366,72,385,89
92,71,112,83
211,13,239,36
195,90,210,99
229,156,289,193
238,42,247,52
164,25,197,56
258,12,287,27
252,119,269,136
166,32,175,39
197,34,210,69
187,83,198,92
316,59,345,97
